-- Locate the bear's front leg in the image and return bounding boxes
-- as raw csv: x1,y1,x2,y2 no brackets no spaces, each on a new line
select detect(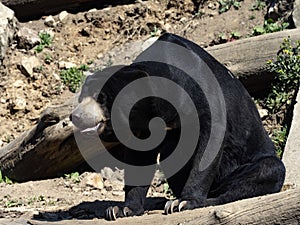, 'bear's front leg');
164,144,222,214
105,146,158,220
105,185,150,220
